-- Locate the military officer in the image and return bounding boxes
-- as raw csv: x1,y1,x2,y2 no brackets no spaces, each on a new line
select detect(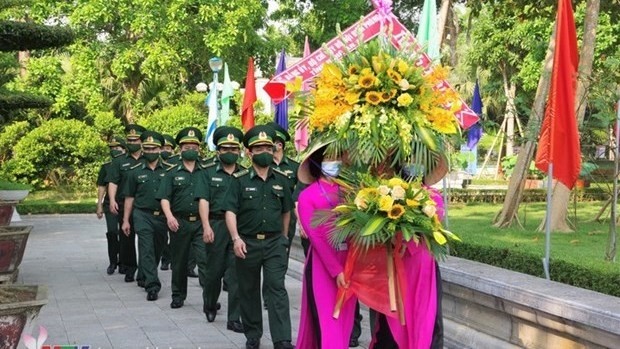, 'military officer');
96,135,126,275
196,126,244,332
224,125,295,349
159,134,176,271
106,124,146,281
121,131,168,301
157,127,209,309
